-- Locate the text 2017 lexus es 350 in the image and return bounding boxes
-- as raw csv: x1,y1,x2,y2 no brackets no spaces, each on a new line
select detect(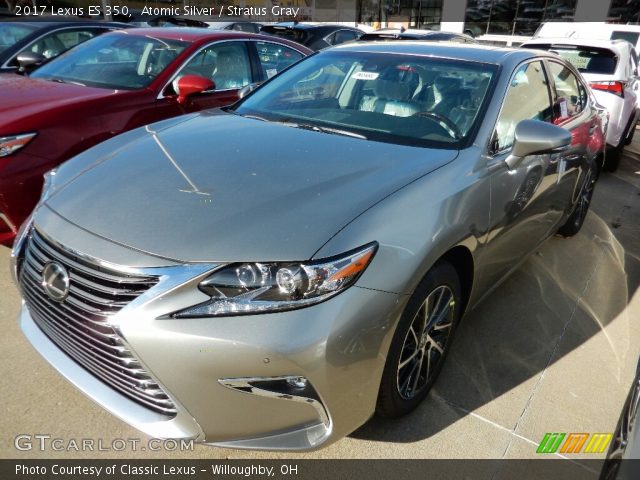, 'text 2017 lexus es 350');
12,42,604,450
